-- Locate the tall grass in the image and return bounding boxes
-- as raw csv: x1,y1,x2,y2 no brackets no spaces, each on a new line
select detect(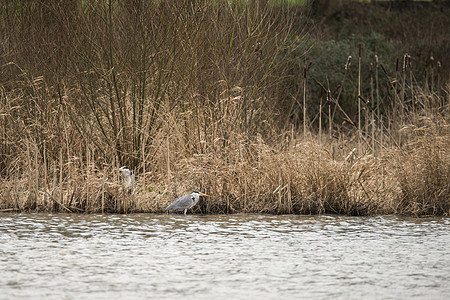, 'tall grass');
0,0,448,216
